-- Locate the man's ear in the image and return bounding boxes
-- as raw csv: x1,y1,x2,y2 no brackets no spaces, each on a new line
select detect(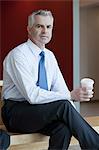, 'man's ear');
27,26,31,35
